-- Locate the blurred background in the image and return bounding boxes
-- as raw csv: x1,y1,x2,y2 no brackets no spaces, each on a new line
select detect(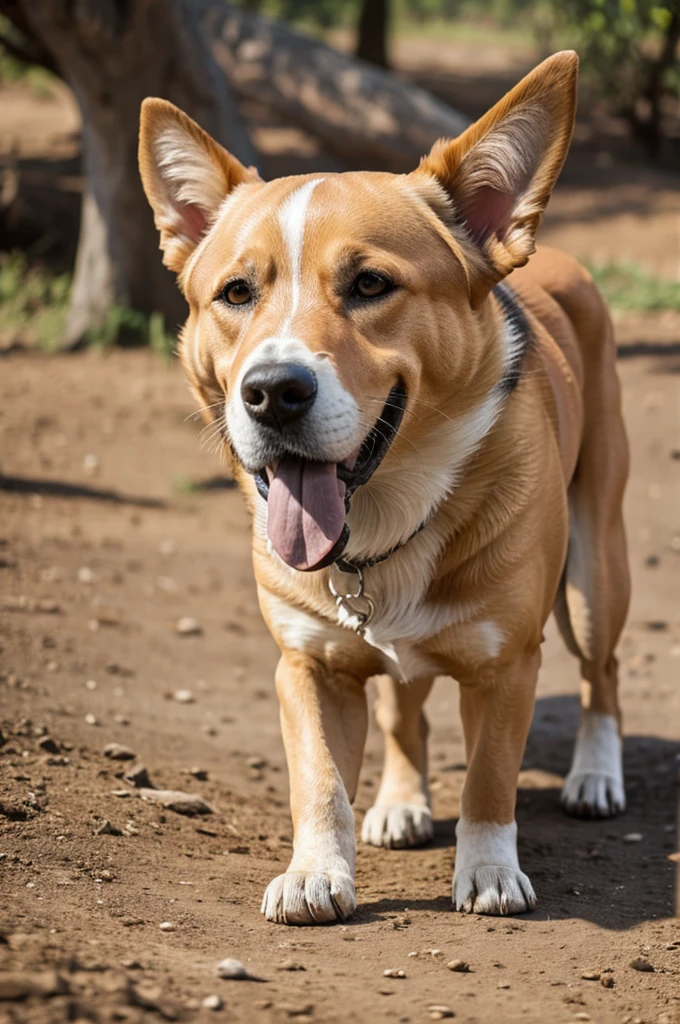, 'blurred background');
0,0,679,351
